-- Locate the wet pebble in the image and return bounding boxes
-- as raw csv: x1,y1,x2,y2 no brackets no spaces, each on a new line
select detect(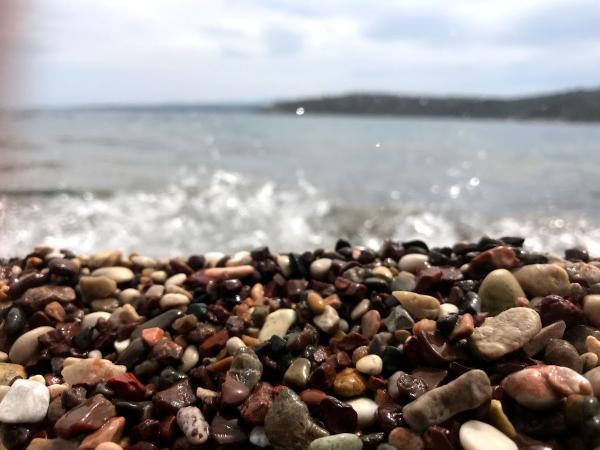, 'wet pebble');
478,269,525,315
584,294,600,327
0,379,49,423
356,355,382,376
8,326,54,365
284,358,312,387
308,433,363,450
513,264,570,297
334,368,367,397
545,339,583,372
176,406,209,444
392,291,440,320
459,420,517,450
347,397,378,429
54,394,116,438
91,267,134,284
258,309,297,341
314,305,340,334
